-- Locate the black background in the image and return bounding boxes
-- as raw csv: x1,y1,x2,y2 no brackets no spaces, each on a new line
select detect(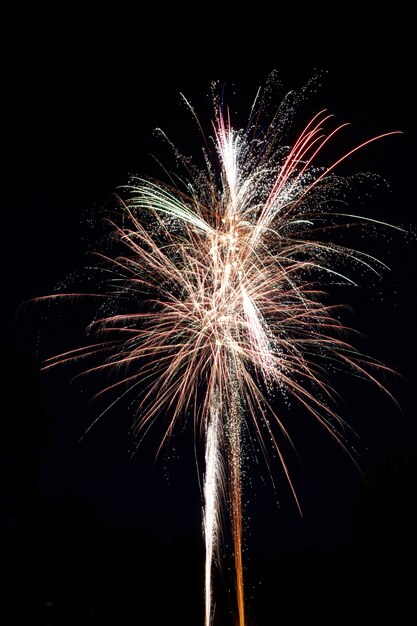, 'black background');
1,4,416,625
